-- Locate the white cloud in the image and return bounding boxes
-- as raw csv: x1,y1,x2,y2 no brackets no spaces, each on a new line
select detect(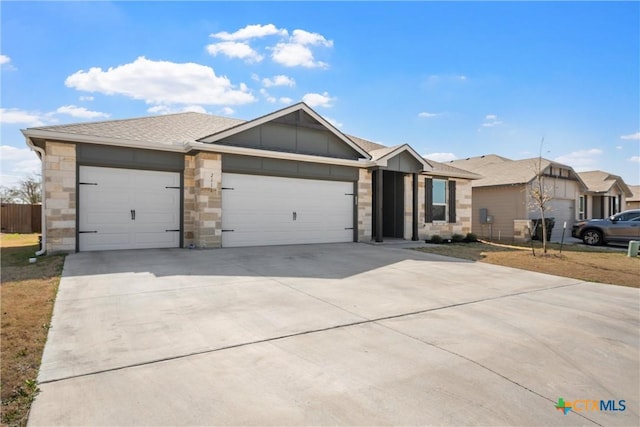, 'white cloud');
56,105,110,119
620,132,640,140
425,74,468,85
279,97,293,104
147,104,207,115
79,95,94,101
554,148,603,171
325,117,343,128
65,56,255,107
418,112,441,118
262,75,295,87
271,29,333,68
629,156,640,163
0,108,48,126
0,54,16,71
424,152,458,162
616,145,623,150
302,92,334,108
0,145,41,188
211,24,287,41
218,107,235,116
259,88,276,103
206,41,263,63
481,114,503,128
